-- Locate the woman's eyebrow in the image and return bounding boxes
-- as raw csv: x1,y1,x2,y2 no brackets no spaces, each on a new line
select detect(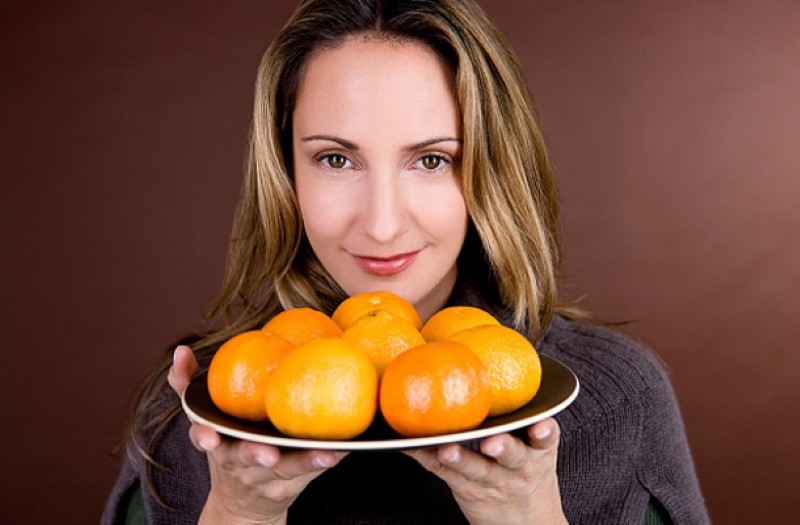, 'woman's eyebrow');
404,137,462,152
300,135,359,150
299,135,462,152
